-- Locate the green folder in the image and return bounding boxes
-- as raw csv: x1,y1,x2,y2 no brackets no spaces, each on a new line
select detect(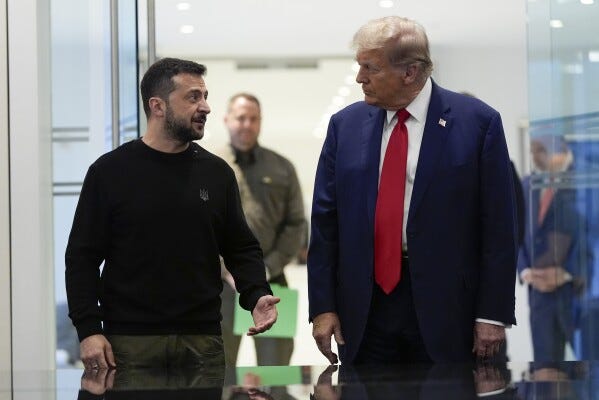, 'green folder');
235,365,302,386
233,283,298,338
